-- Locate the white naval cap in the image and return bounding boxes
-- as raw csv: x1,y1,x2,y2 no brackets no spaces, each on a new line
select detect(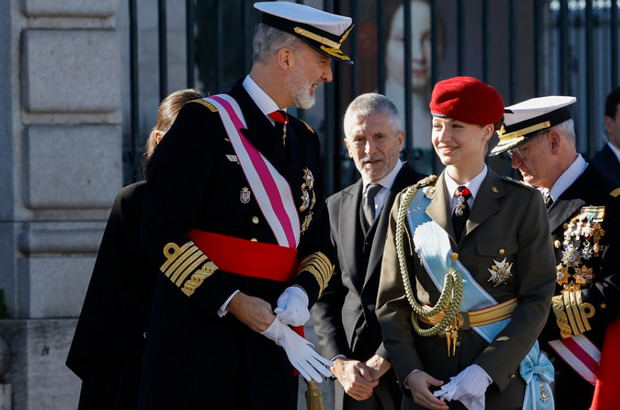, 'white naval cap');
490,95,577,156
254,1,354,63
